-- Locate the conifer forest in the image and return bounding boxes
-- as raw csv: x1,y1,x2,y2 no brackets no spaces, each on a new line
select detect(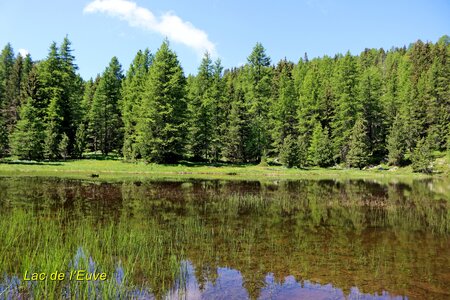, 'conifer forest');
0,36,449,171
